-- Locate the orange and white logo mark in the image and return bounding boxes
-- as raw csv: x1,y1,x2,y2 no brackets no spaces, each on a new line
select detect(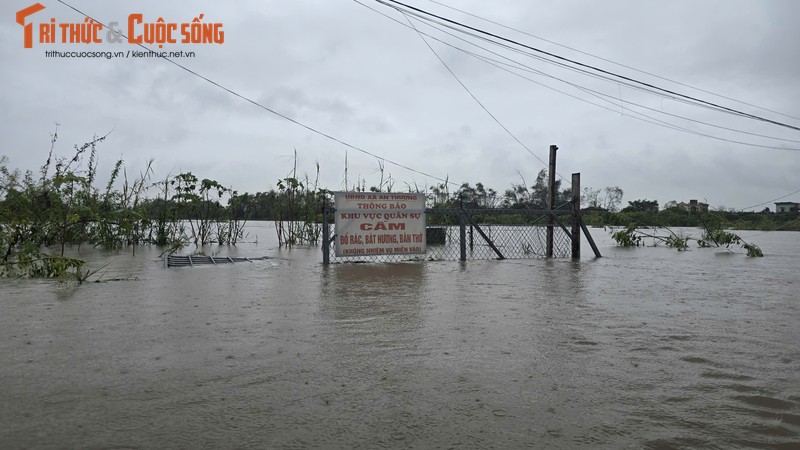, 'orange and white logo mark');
16,3,46,48
16,4,224,49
